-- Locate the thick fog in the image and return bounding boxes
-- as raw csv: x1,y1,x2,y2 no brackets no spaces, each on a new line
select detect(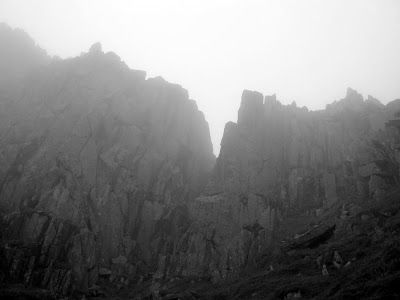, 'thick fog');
1,0,400,154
